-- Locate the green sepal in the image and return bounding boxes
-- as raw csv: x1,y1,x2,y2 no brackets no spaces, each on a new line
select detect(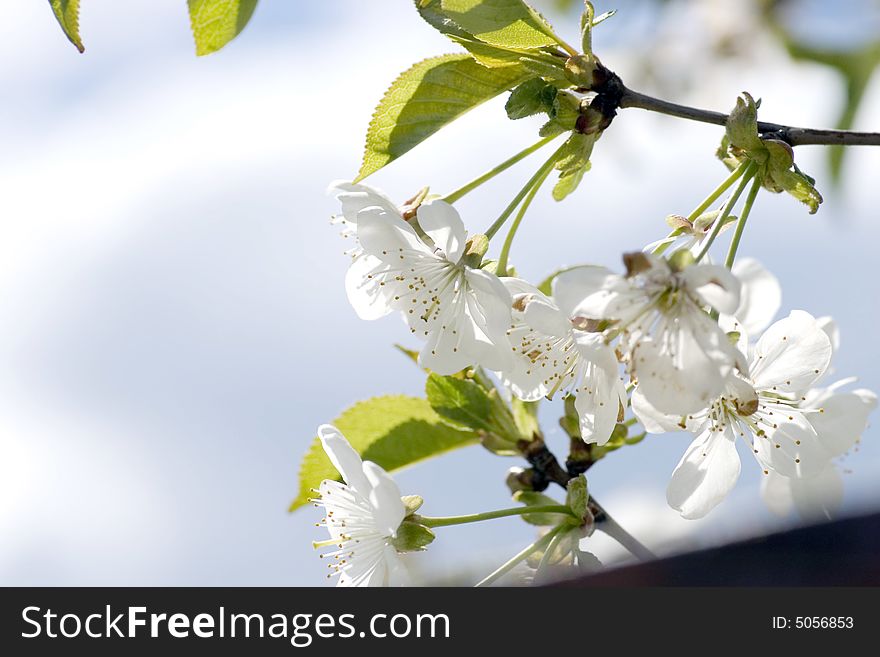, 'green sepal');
391,520,436,552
